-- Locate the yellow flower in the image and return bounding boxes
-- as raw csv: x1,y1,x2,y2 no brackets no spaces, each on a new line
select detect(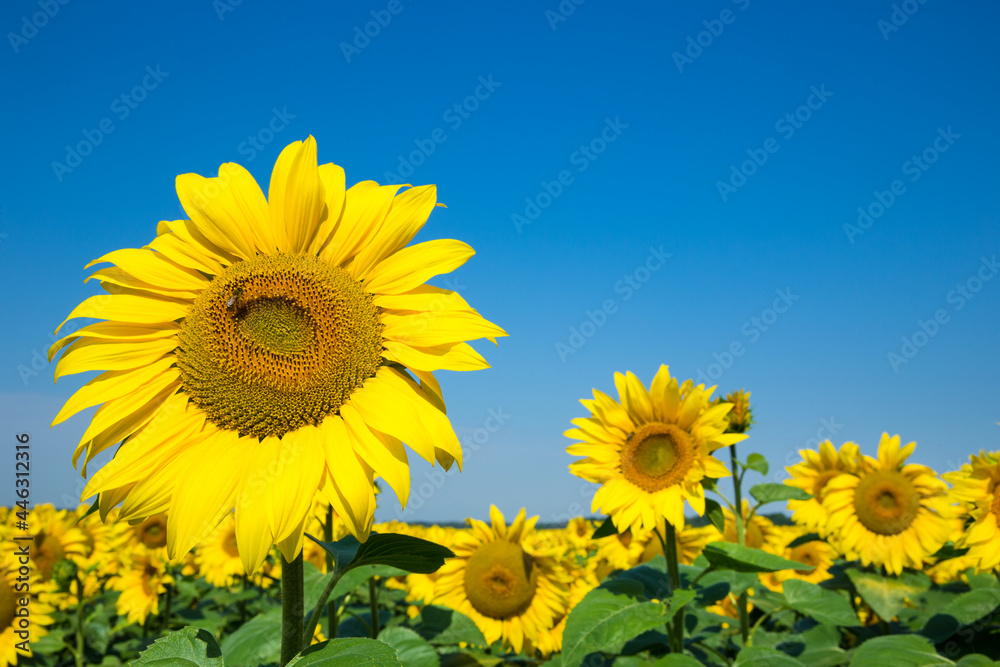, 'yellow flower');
758,526,836,592
593,527,649,579
0,551,57,667
722,501,776,550
109,545,173,626
784,440,861,531
566,366,745,533
433,506,570,656
50,136,505,573
822,433,954,575
24,505,88,584
943,451,1000,572
194,514,273,588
